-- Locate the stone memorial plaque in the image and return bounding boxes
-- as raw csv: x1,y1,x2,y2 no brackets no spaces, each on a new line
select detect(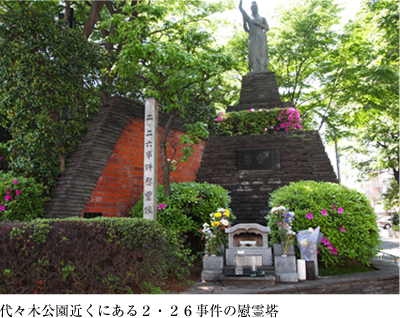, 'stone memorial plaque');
143,98,158,220
238,148,279,170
